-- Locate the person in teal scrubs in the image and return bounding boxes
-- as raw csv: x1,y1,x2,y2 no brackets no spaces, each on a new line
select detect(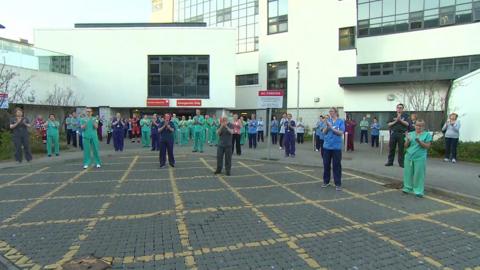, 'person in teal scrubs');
402,119,432,197
172,113,180,144
192,109,205,152
45,114,60,157
140,114,152,147
81,108,102,169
